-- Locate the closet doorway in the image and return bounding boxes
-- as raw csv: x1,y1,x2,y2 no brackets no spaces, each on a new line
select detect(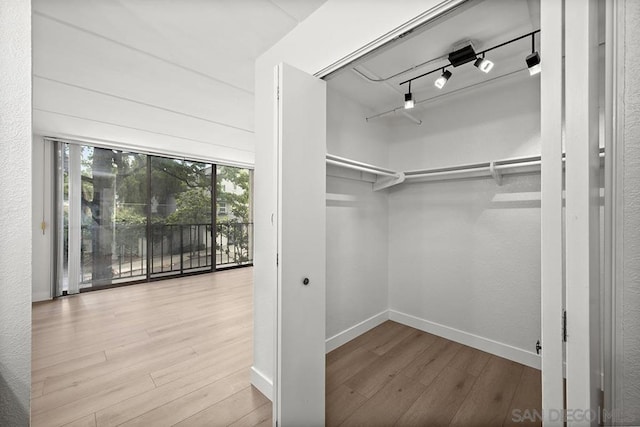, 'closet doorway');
272,0,604,424
323,0,545,424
